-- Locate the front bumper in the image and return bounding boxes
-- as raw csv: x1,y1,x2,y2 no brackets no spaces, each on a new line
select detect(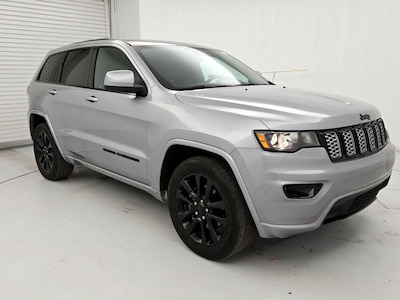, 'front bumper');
232,142,396,238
